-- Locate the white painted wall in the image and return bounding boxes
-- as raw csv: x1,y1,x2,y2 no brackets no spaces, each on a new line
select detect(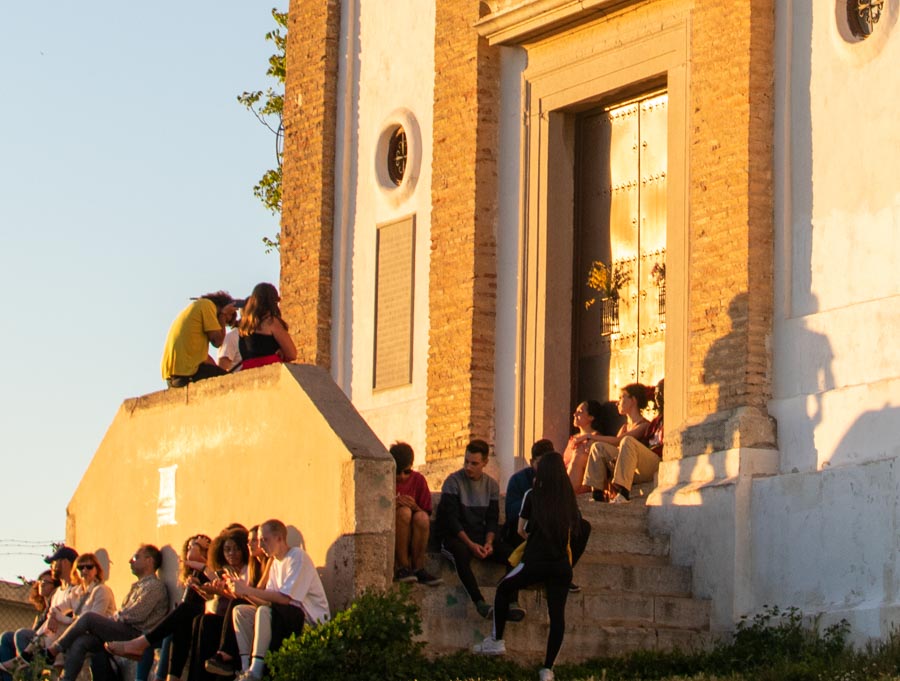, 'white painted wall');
651,3,900,638
762,1,900,639
333,0,436,465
